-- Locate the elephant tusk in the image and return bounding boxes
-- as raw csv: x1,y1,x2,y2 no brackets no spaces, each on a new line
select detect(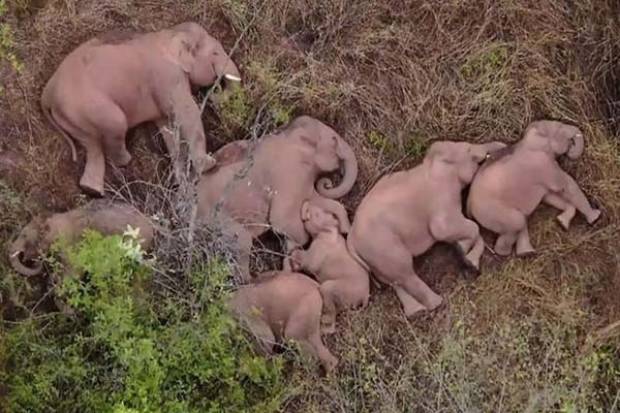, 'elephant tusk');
10,251,21,258
224,74,241,82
